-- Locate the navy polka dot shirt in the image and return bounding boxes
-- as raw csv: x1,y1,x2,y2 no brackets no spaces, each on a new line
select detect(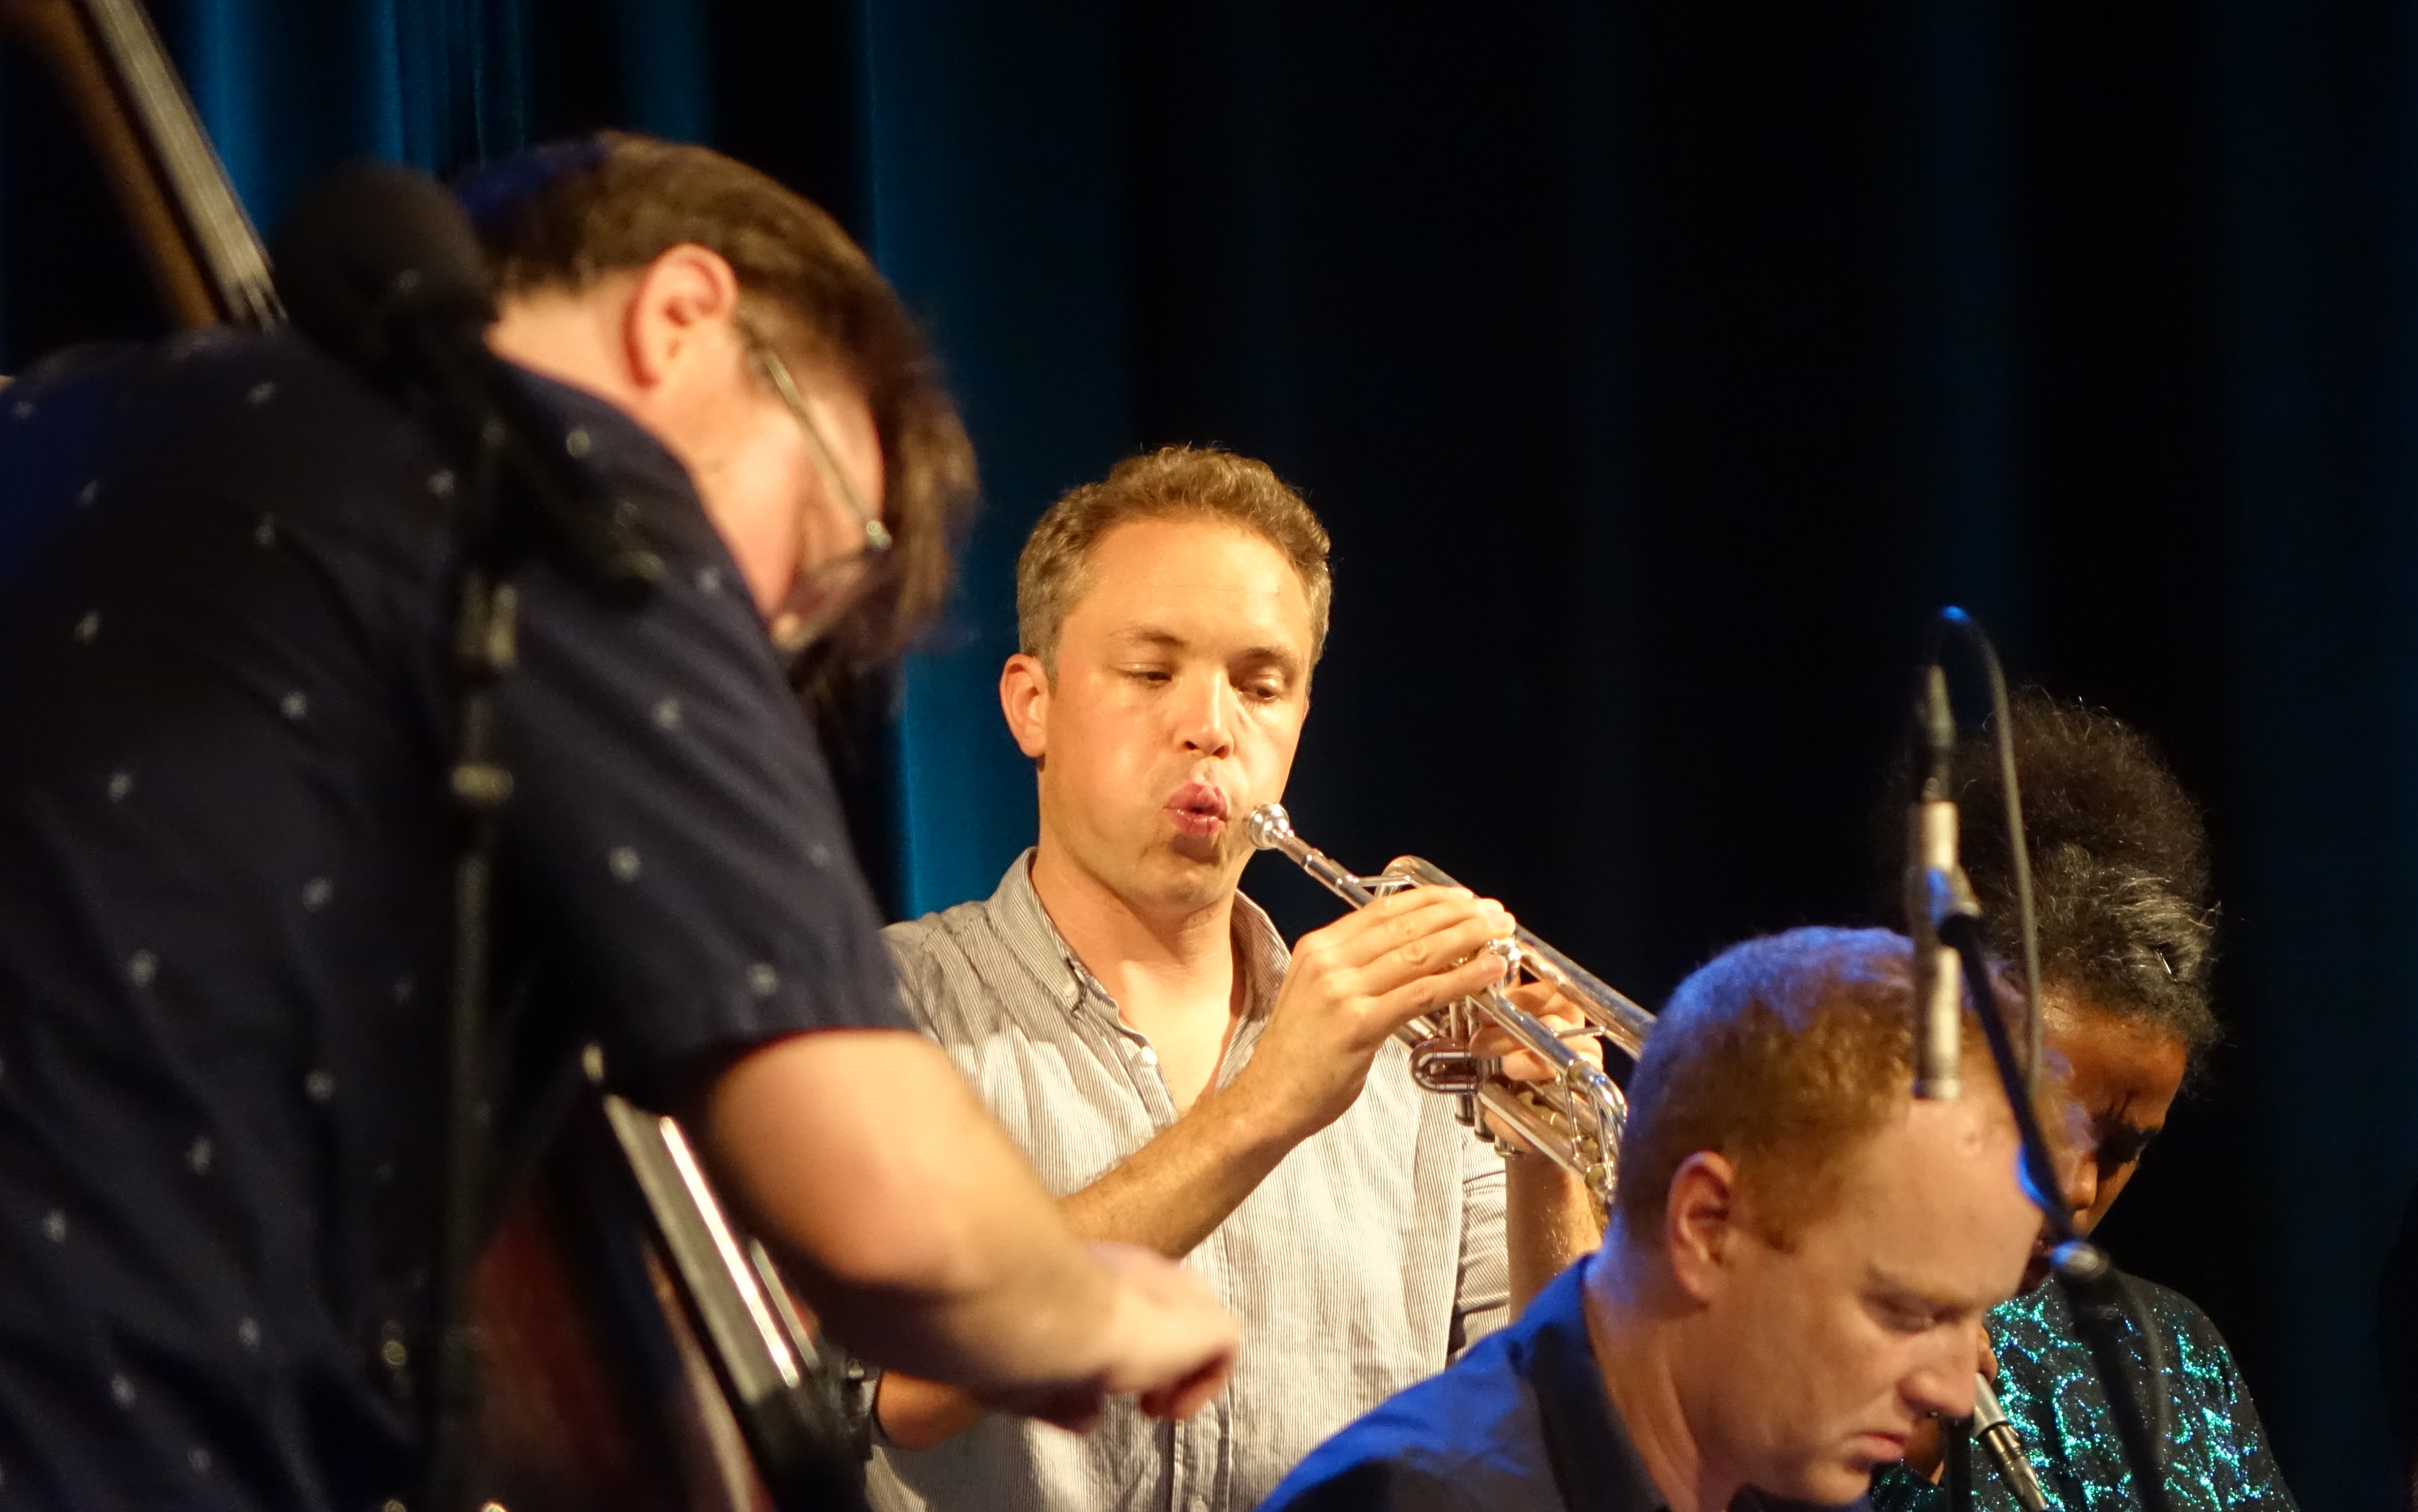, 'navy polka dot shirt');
0,330,906,1509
